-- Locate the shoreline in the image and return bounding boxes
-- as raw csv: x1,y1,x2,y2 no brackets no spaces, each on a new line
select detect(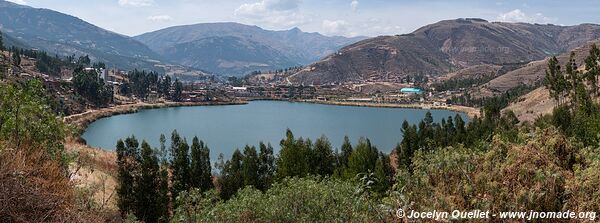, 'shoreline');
64,100,248,132
299,99,481,118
